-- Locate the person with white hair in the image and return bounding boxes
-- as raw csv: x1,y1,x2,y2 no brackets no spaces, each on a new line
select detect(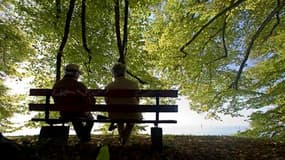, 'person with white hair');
104,63,142,144
52,64,95,143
